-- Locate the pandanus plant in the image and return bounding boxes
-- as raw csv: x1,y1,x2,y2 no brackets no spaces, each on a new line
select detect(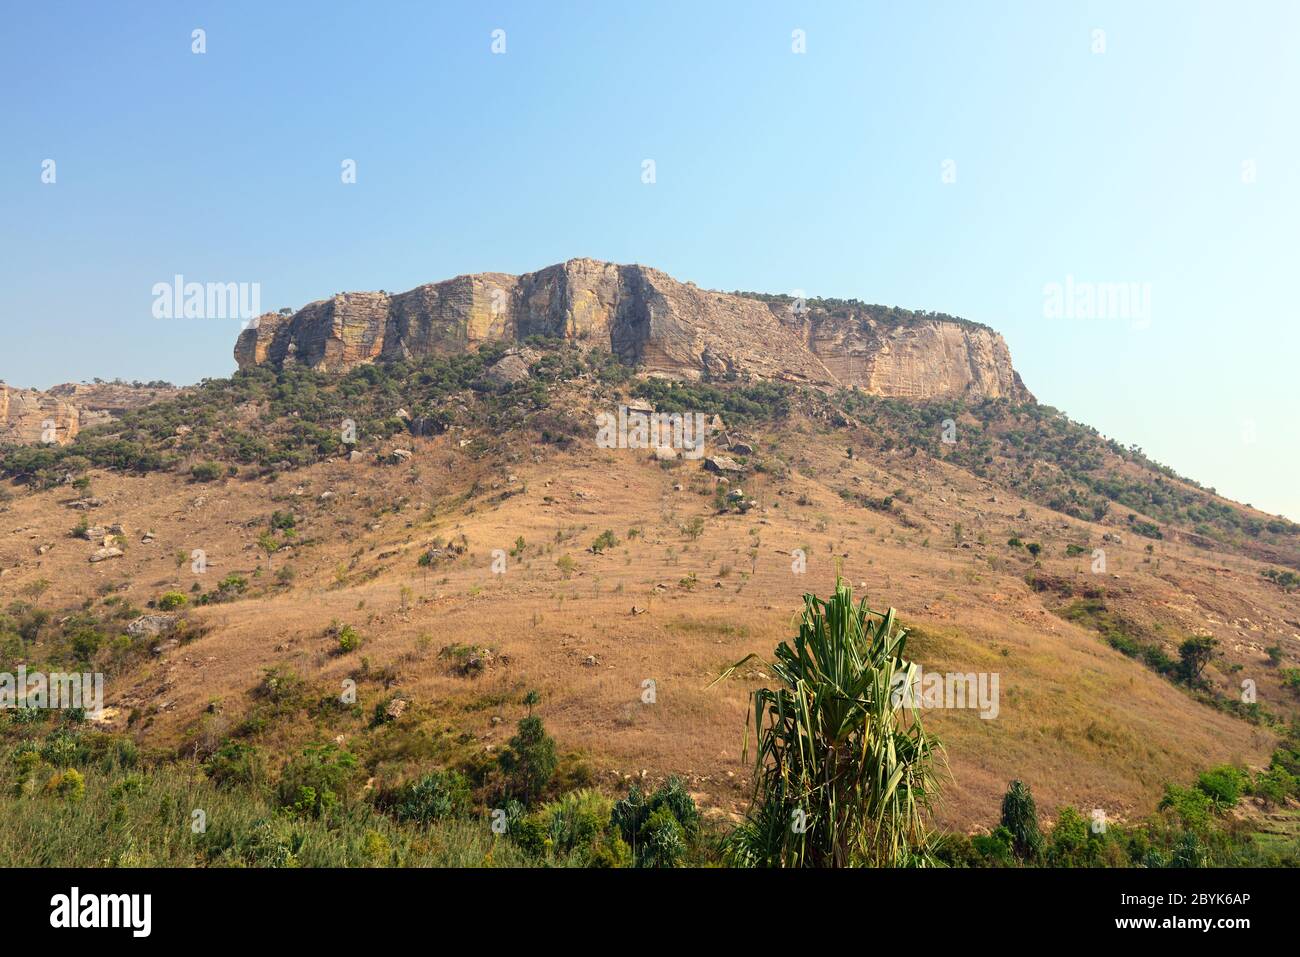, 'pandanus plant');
716,578,943,867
